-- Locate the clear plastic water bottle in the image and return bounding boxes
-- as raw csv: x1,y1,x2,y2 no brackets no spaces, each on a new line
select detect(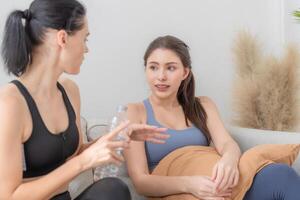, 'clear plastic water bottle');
94,105,128,180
